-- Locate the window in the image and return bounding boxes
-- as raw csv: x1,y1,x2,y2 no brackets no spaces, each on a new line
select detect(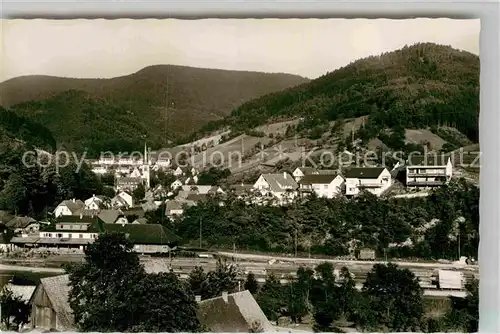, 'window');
57,233,63,238
79,234,83,239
